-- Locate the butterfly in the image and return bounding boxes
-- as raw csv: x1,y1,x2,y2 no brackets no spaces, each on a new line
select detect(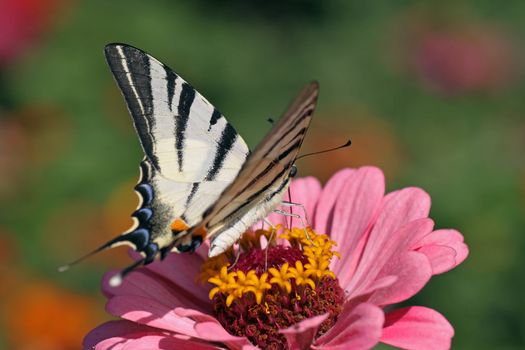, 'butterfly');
61,43,318,285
